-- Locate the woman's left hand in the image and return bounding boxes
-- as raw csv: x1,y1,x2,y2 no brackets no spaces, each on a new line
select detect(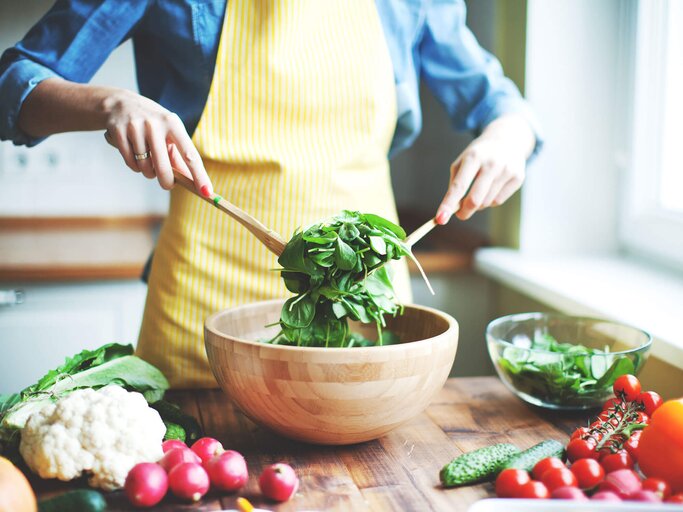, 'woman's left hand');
435,113,536,223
